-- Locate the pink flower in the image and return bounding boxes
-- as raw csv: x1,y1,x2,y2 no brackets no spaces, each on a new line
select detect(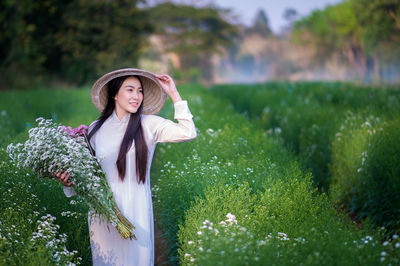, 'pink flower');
59,125,88,138
73,125,88,137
